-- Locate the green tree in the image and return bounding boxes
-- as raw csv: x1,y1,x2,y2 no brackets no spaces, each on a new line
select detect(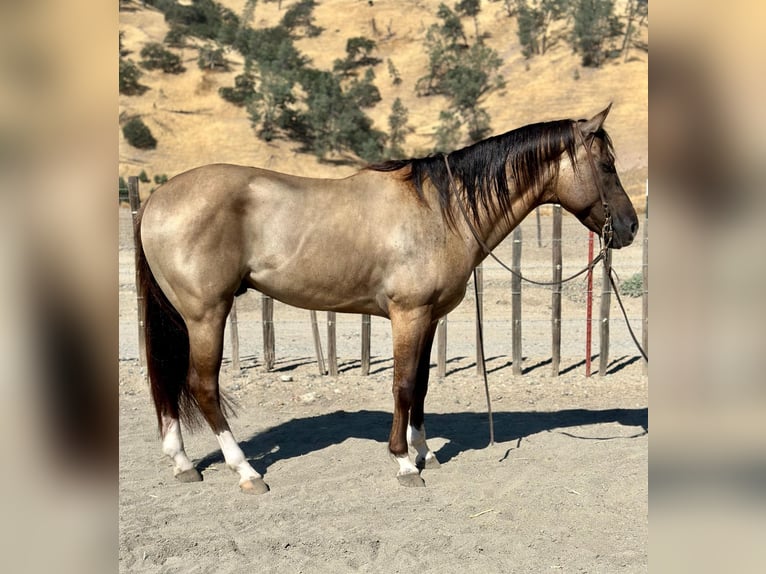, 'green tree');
387,58,402,85
347,68,382,108
290,70,384,162
516,0,569,58
212,4,383,163
281,0,322,37
571,0,622,67
247,65,297,141
436,3,468,46
621,0,648,61
434,110,462,153
443,42,503,140
455,0,482,41
155,0,240,45
333,37,381,76
416,5,464,96
418,4,505,144
386,97,411,159
235,25,307,71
